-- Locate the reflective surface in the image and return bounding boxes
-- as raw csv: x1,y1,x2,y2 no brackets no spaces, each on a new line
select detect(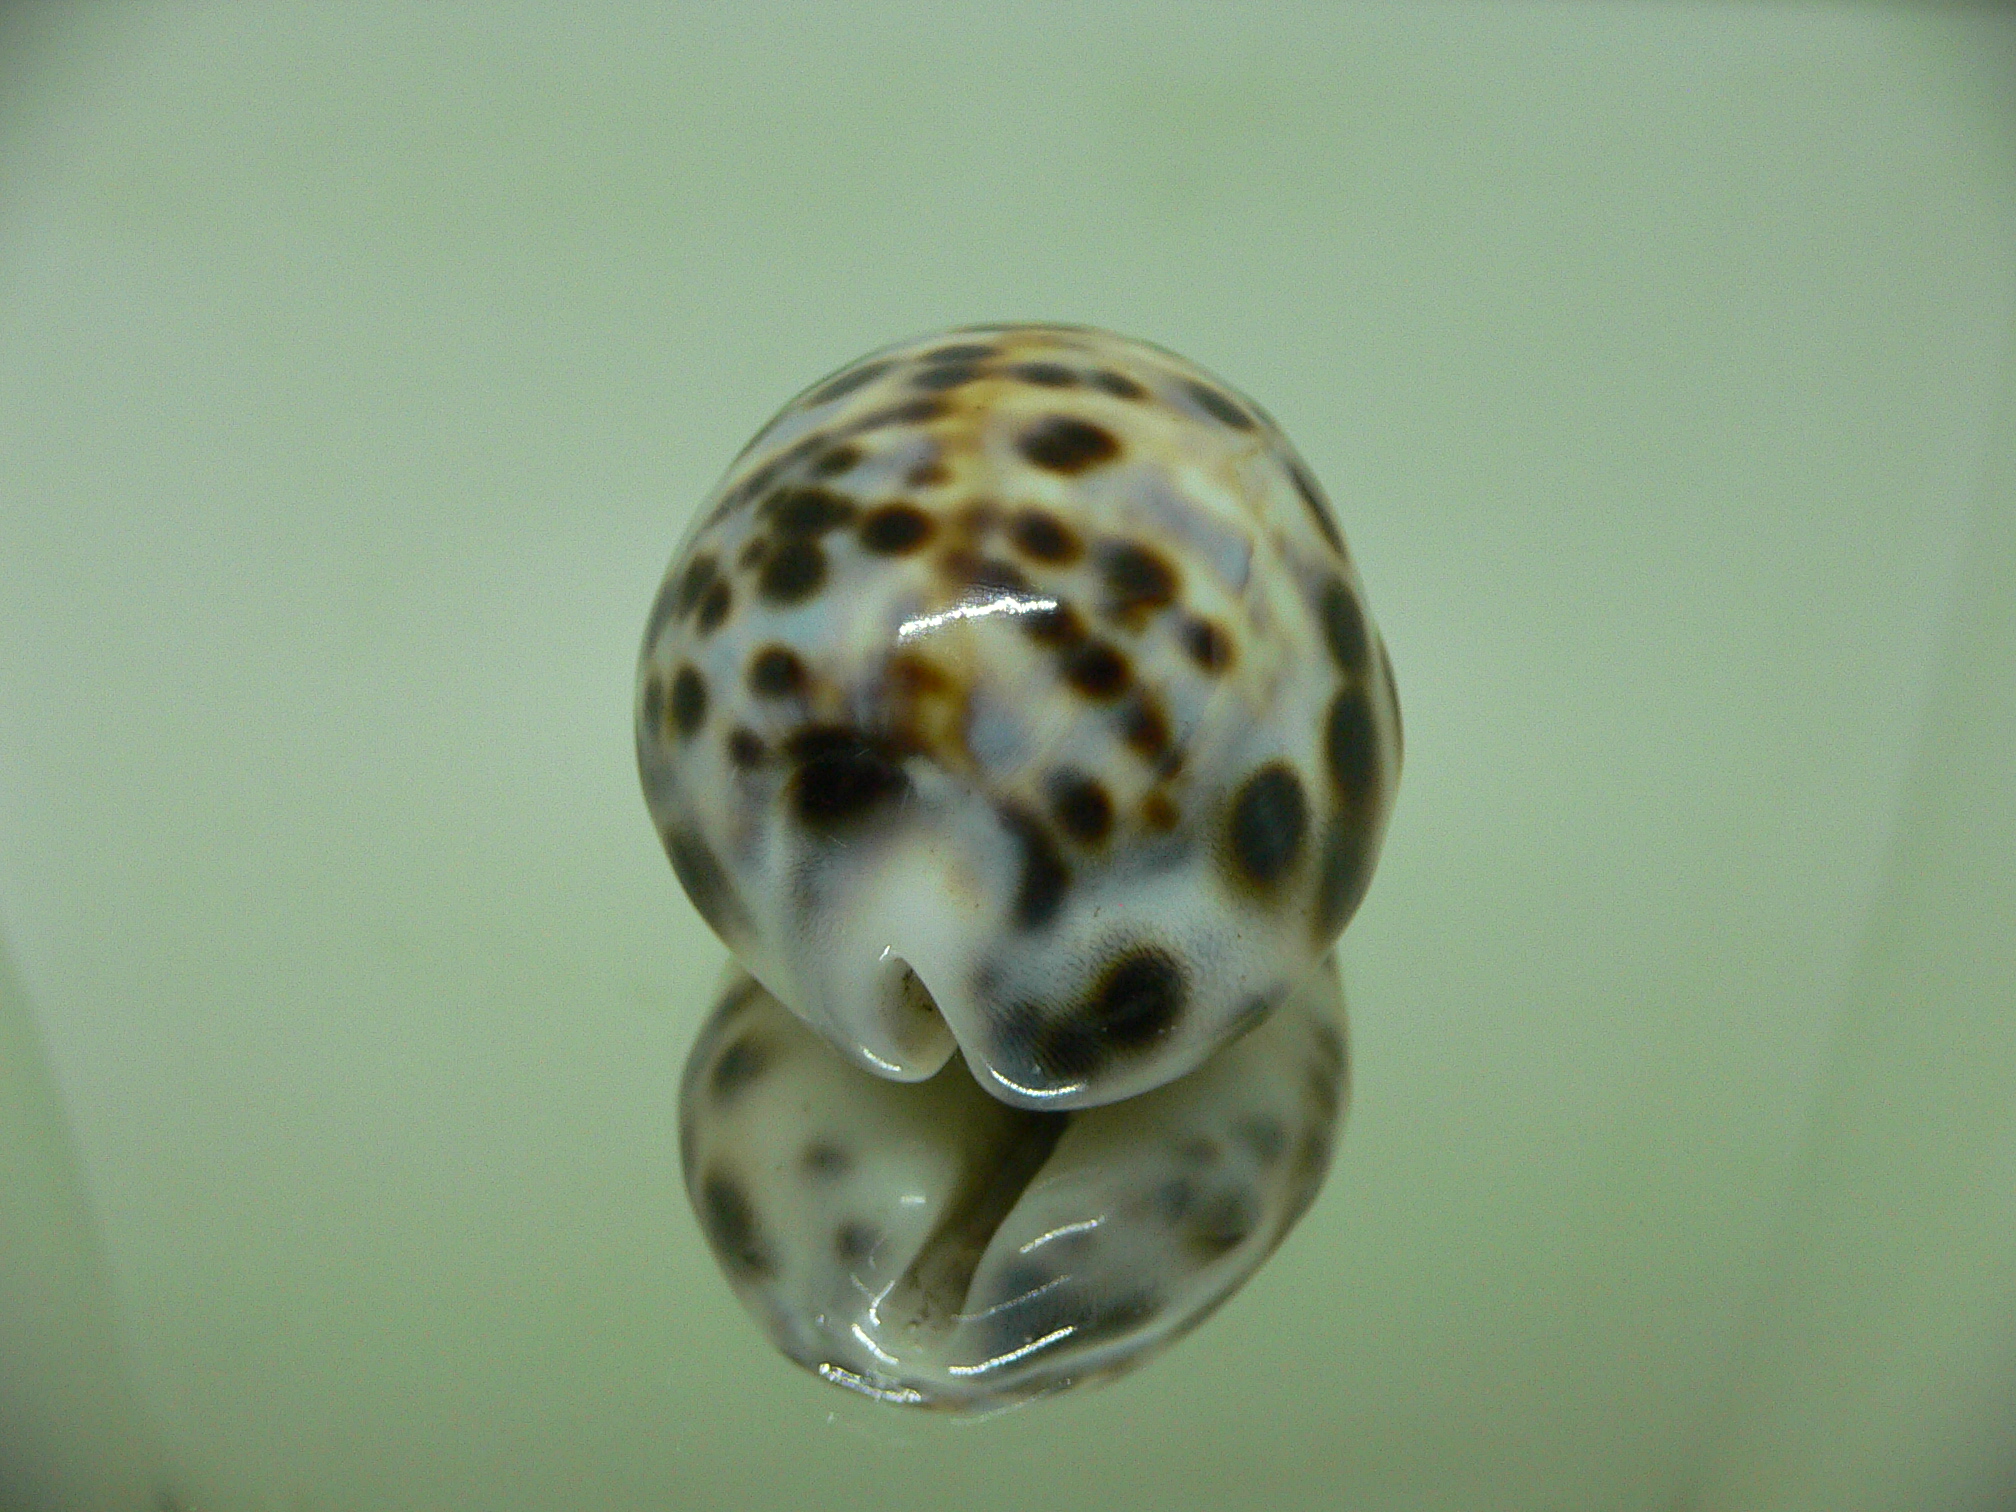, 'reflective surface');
3,6,2015,1510
678,962,1344,1411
